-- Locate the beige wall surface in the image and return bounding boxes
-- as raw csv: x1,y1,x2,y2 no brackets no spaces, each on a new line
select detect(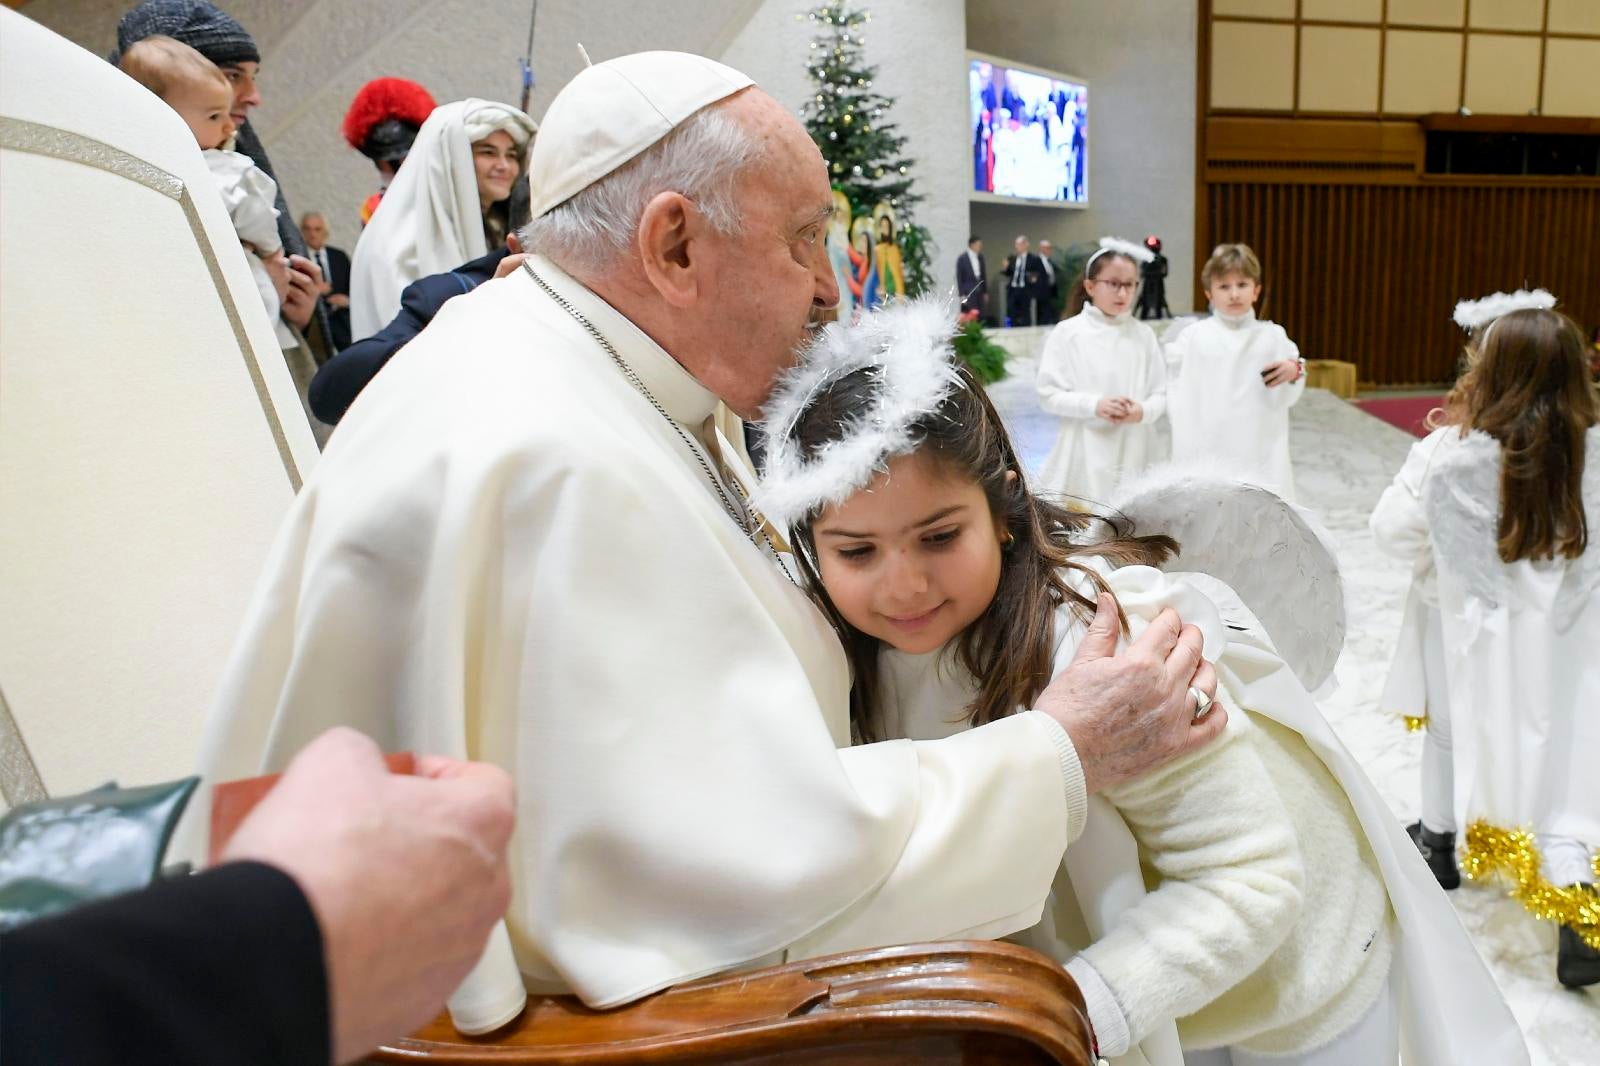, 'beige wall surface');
967,0,1199,315
26,0,967,265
